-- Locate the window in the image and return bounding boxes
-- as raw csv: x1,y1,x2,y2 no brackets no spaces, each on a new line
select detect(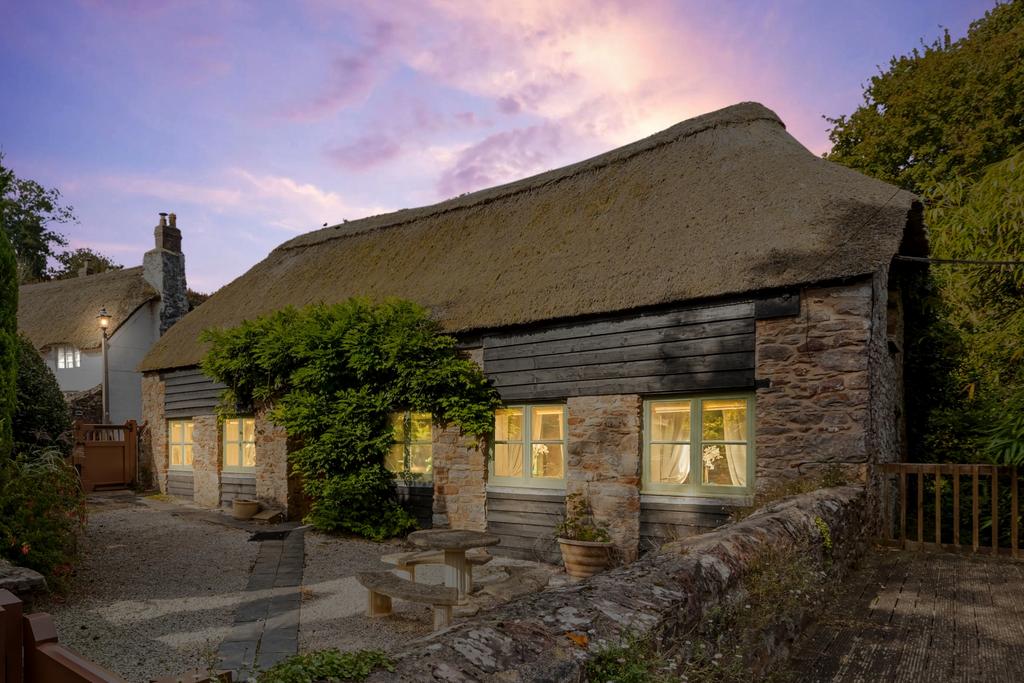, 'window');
223,417,256,471
56,345,80,369
386,411,433,481
168,419,194,469
491,405,566,488
644,395,754,496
